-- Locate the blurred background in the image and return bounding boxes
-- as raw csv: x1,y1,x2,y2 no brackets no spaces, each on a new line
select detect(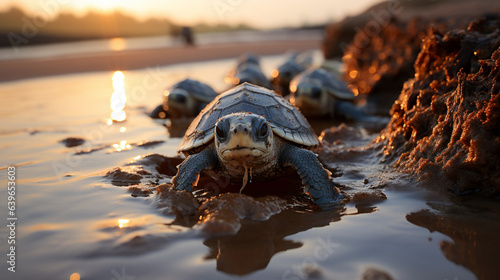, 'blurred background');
0,0,382,43
1,1,500,280
0,0,384,80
